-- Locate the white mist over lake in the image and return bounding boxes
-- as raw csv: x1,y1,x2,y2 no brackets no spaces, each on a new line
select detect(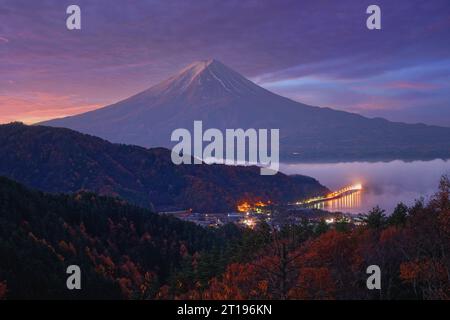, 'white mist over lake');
280,159,450,214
